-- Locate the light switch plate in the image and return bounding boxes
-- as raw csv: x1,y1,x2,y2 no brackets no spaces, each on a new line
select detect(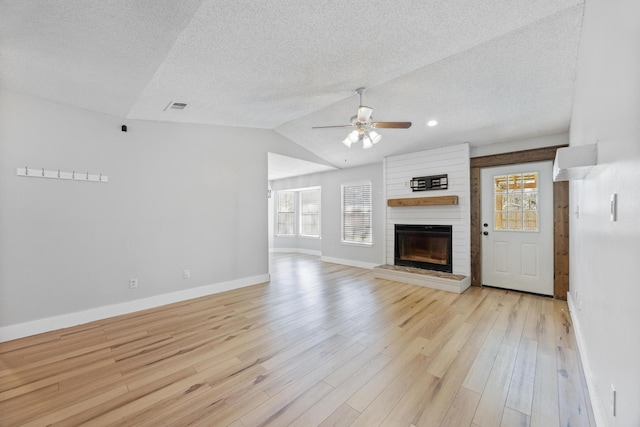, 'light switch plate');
610,194,617,221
